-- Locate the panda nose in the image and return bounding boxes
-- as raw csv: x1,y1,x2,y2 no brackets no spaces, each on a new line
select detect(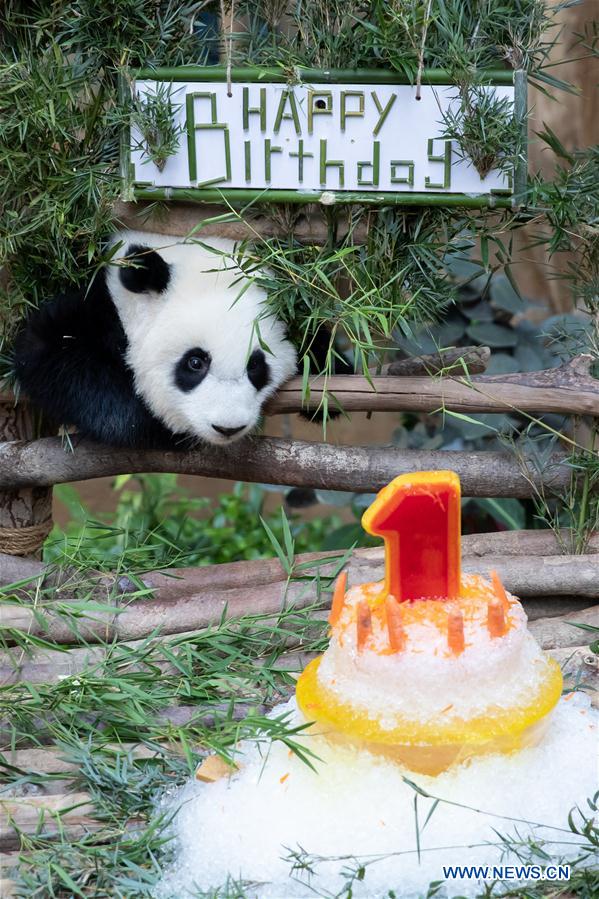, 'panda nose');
212,424,246,438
